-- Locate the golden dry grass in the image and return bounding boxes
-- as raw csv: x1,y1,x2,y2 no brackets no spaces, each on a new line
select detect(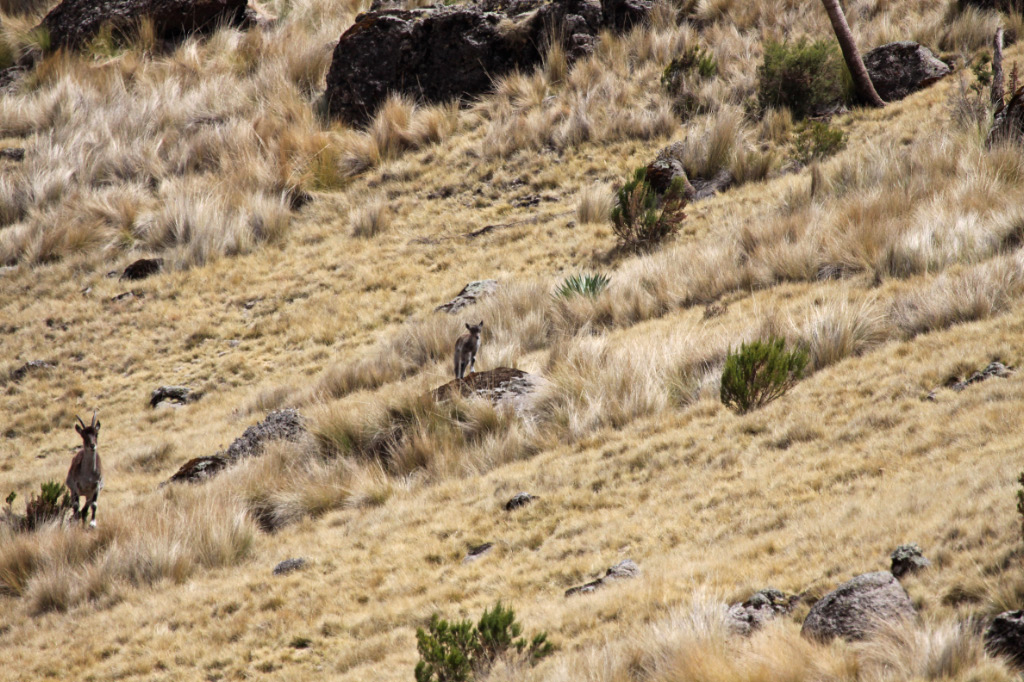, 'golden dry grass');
3,0,1024,680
